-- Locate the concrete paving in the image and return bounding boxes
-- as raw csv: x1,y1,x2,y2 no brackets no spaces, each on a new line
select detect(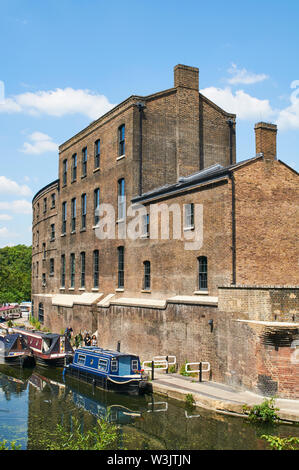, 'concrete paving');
151,369,299,423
